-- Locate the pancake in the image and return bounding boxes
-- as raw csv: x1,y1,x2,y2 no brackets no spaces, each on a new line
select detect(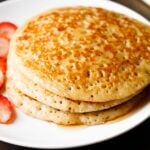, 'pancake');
7,66,138,113
9,6,150,102
5,78,148,125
